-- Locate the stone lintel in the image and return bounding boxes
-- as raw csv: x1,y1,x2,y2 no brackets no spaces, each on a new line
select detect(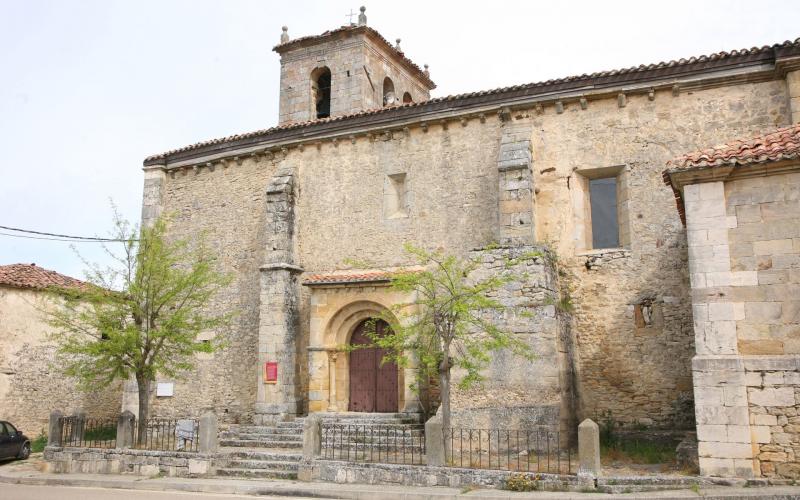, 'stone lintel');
260,263,304,273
